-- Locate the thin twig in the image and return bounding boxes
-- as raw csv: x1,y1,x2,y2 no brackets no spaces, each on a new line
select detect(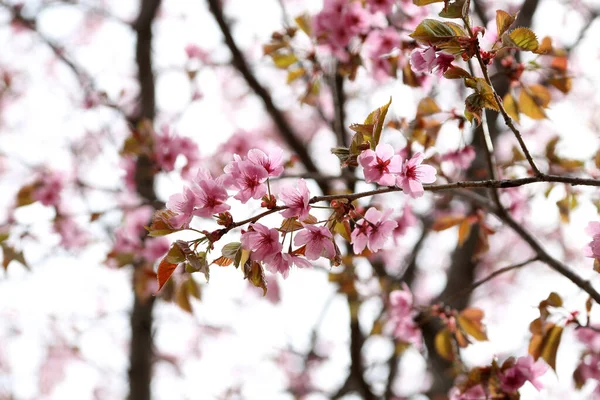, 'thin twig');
441,257,539,304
